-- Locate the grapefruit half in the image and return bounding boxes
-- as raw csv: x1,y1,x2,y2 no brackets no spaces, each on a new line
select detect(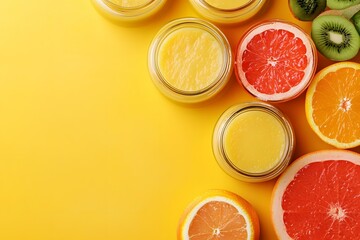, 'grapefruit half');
235,20,317,102
271,150,360,239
